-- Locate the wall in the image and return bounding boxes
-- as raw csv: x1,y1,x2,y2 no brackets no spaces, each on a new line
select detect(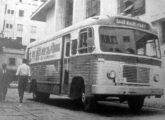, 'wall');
0,47,25,81
138,0,165,22
100,0,118,16
72,0,86,24
54,0,67,31
46,5,55,35
0,0,5,37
